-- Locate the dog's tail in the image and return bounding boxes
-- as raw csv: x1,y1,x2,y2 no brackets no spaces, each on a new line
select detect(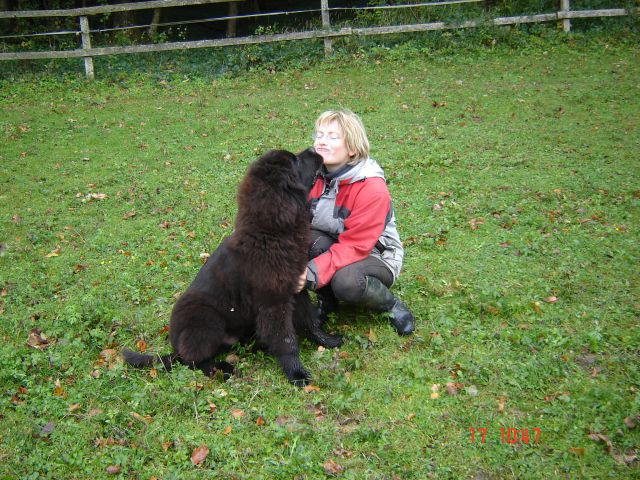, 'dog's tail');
122,348,177,371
